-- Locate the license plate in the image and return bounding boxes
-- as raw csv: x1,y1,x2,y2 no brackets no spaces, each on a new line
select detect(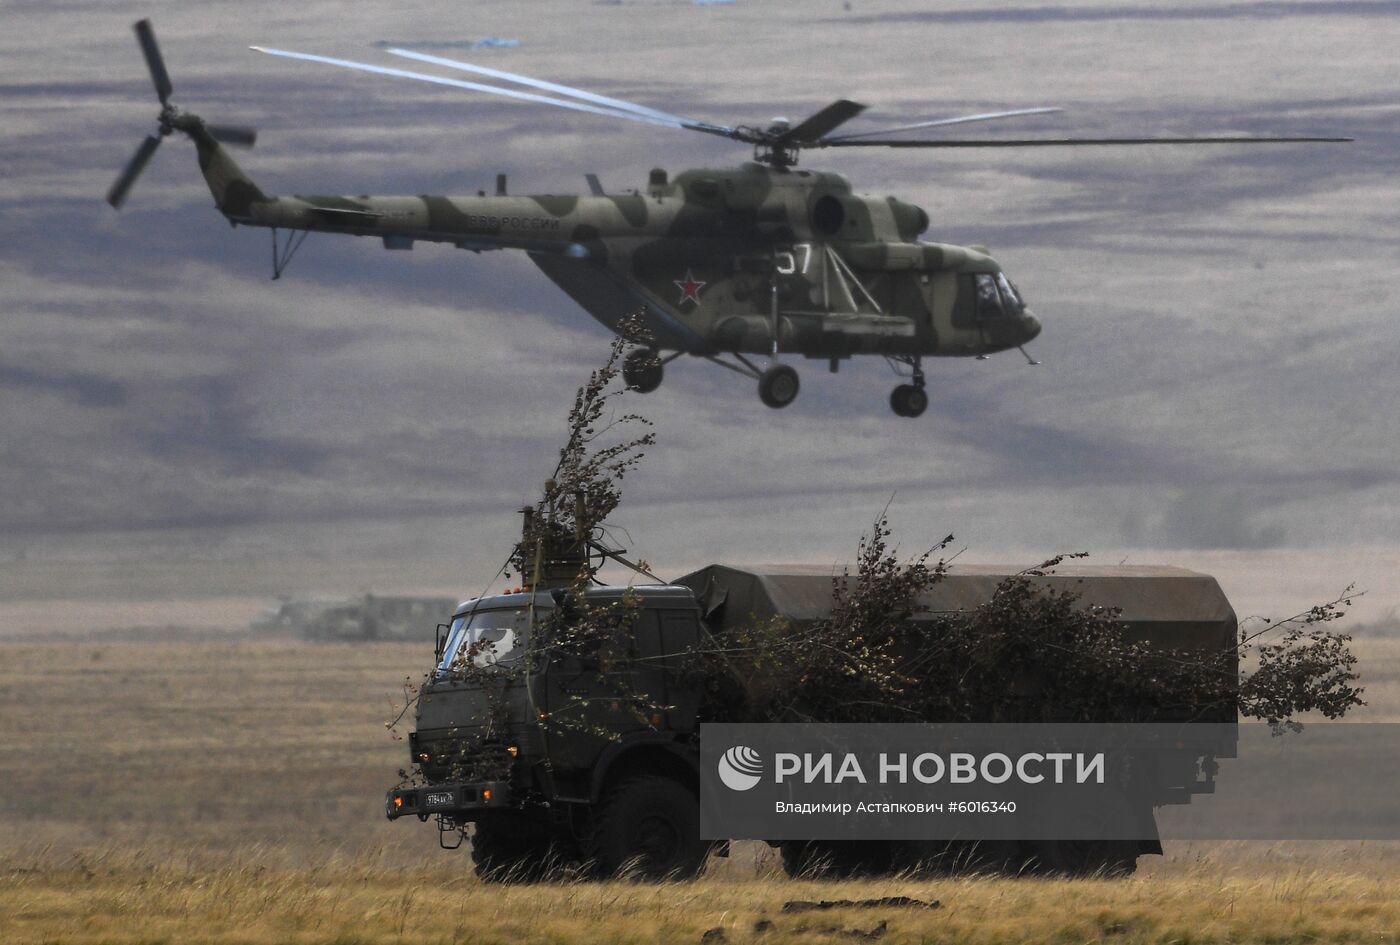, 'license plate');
424,791,455,808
